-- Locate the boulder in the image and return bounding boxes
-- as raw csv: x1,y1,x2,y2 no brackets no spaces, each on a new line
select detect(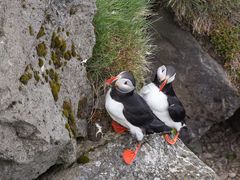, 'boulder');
149,9,240,140
0,0,96,179
40,133,217,180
